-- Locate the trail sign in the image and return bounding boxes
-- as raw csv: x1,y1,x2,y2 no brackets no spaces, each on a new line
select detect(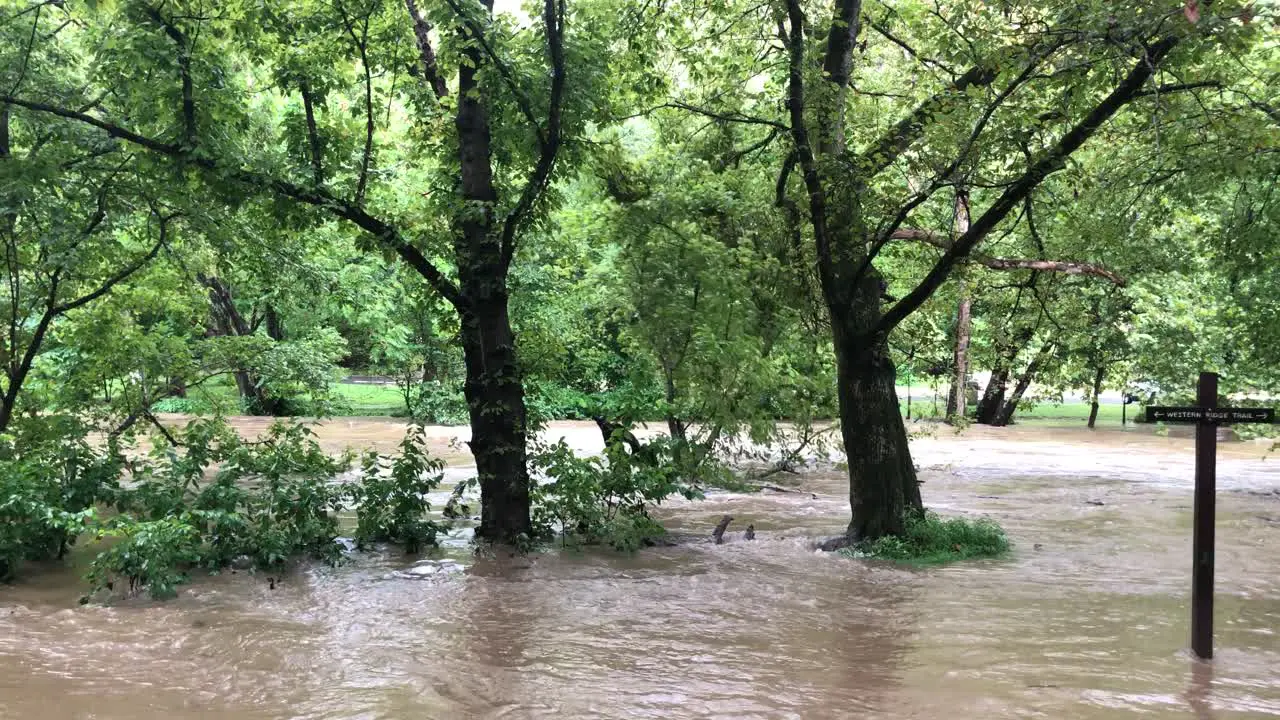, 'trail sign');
1153,375,1277,661
1147,406,1275,424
